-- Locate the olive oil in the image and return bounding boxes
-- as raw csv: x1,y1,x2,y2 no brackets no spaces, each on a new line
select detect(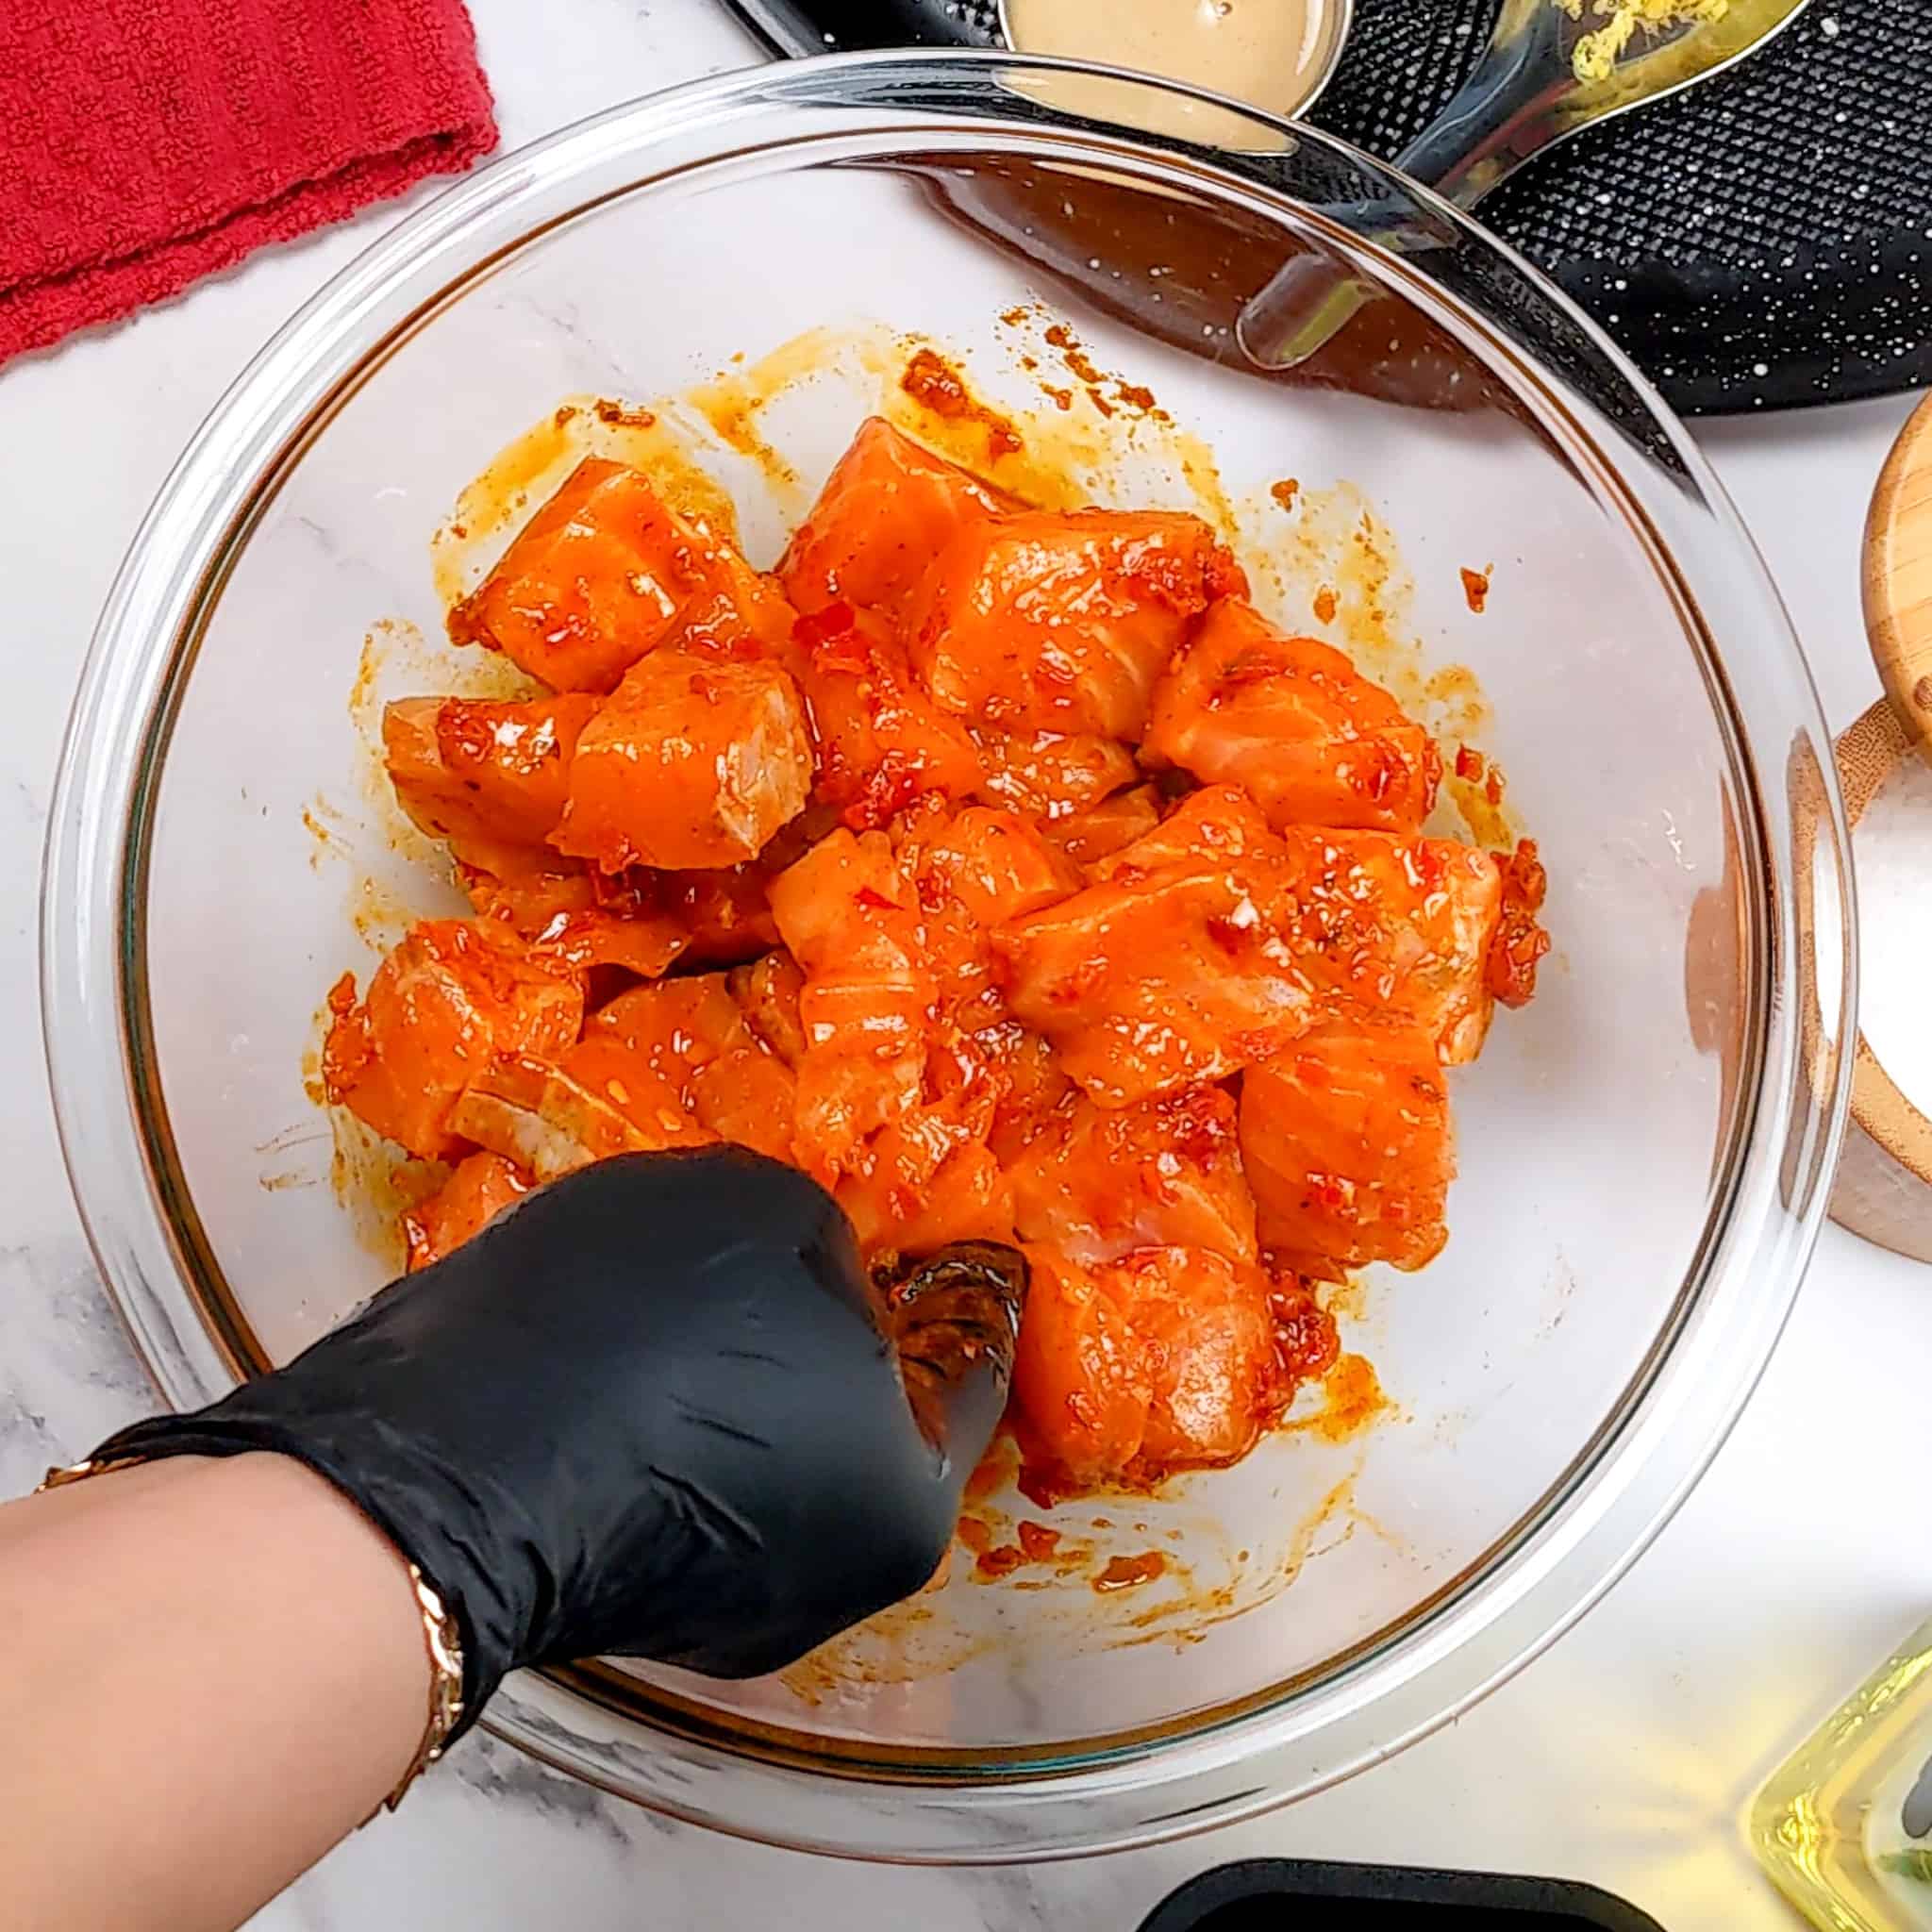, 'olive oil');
1753,1618,1932,1930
